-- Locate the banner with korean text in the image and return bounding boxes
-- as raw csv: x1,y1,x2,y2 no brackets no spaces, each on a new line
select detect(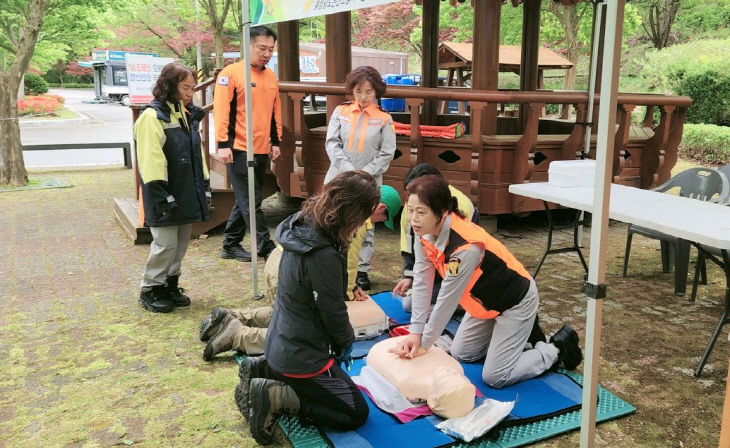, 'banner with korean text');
249,0,399,26
125,54,175,104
